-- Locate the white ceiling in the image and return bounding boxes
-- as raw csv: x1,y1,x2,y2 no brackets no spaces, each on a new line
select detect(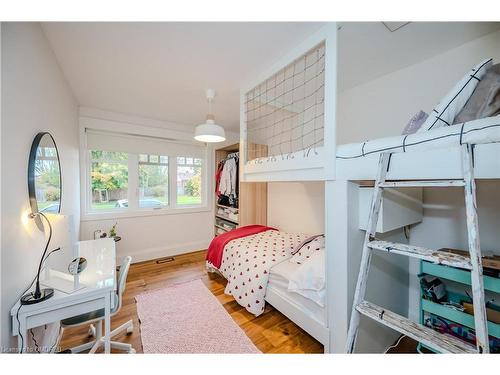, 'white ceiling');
42,22,500,131
42,22,325,131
